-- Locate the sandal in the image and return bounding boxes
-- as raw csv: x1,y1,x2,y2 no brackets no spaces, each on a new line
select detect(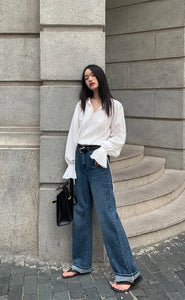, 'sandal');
111,275,143,293
62,267,80,279
62,267,91,279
